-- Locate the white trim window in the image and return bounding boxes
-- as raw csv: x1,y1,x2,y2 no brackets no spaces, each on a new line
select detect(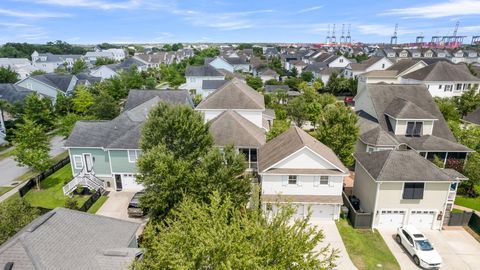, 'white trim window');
73,155,83,169
320,176,329,185
288,175,297,185
128,150,141,163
